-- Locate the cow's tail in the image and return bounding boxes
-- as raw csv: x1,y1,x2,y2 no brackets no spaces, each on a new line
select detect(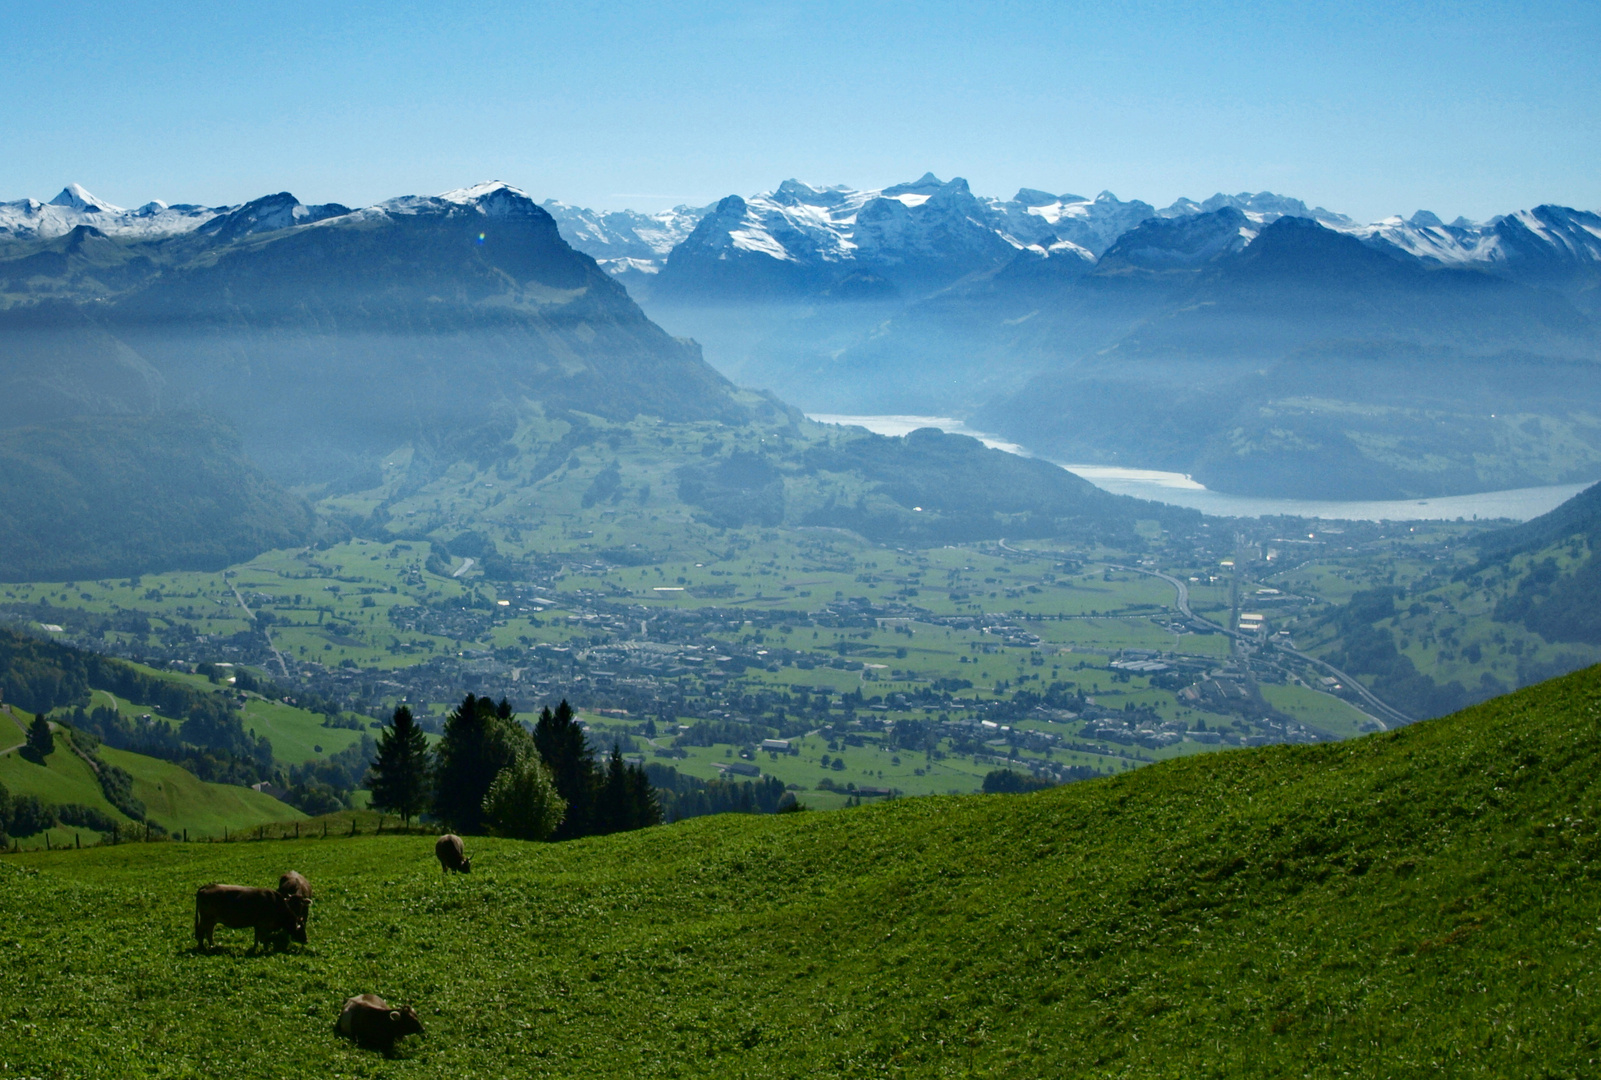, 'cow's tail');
193,884,212,945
